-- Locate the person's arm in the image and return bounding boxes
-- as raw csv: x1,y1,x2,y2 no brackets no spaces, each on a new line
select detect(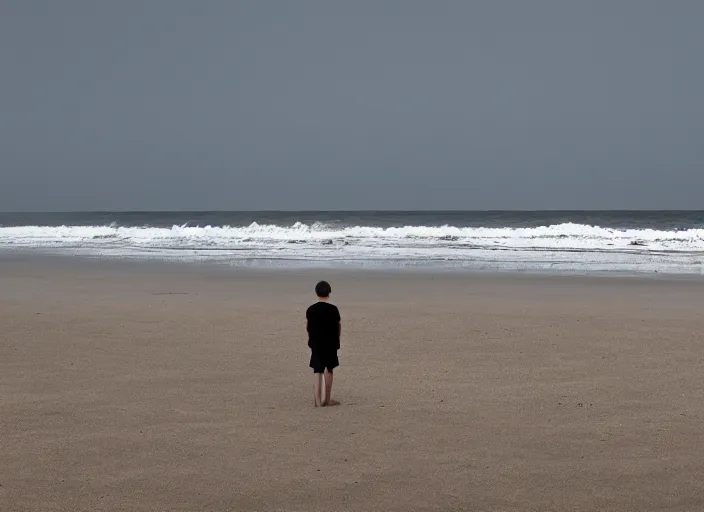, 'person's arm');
336,308,341,350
